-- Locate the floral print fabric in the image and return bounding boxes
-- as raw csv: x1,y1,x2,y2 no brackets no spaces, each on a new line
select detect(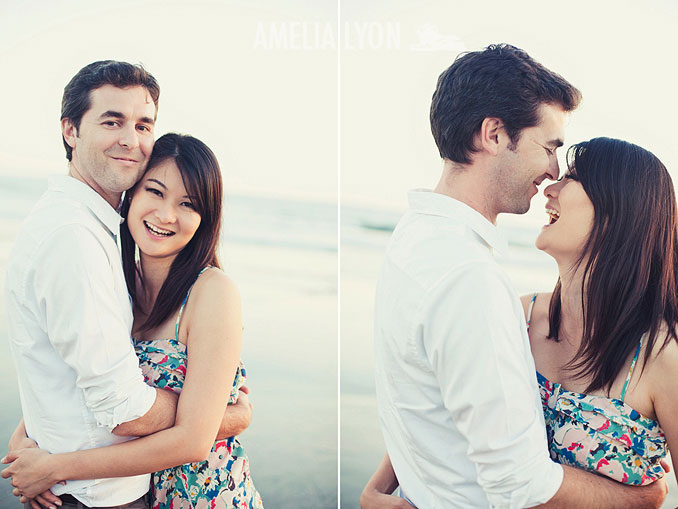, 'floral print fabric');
537,371,666,485
134,337,264,508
